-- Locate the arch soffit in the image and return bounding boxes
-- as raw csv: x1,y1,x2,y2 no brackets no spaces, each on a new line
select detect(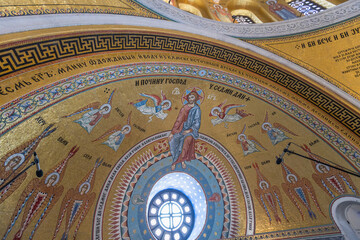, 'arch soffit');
134,0,360,38
331,196,360,240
